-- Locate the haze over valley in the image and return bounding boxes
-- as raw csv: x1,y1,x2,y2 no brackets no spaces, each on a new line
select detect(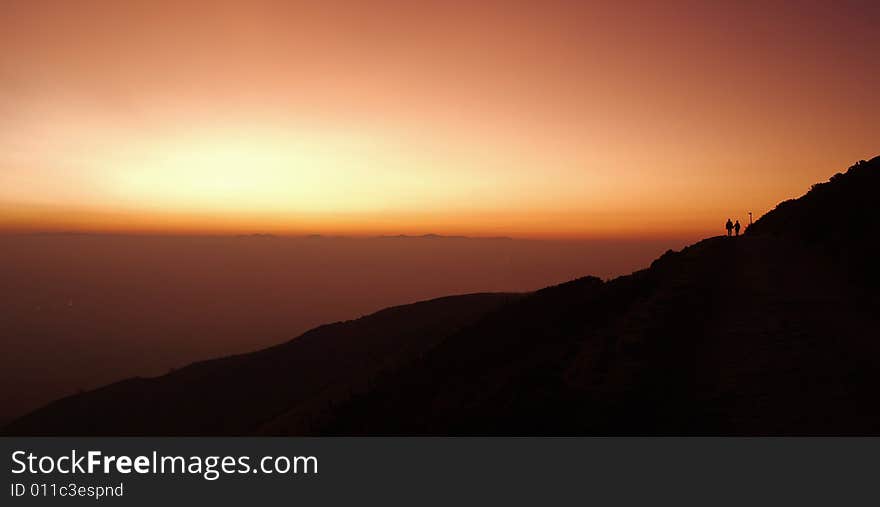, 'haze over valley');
0,233,689,424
